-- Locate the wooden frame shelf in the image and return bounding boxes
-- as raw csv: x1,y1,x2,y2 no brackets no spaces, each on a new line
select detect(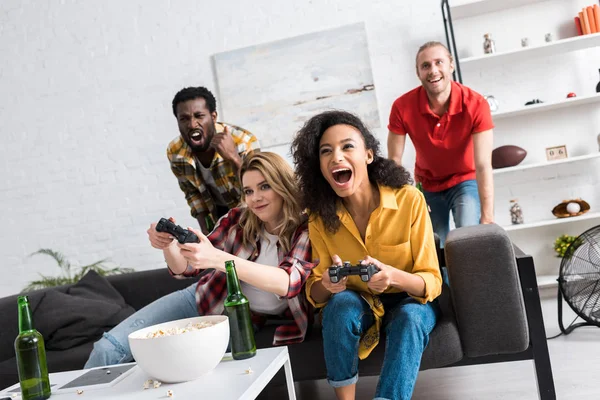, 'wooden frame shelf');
460,33,600,69
536,274,558,289
493,153,600,175
450,0,549,20
492,94,600,120
503,211,600,232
